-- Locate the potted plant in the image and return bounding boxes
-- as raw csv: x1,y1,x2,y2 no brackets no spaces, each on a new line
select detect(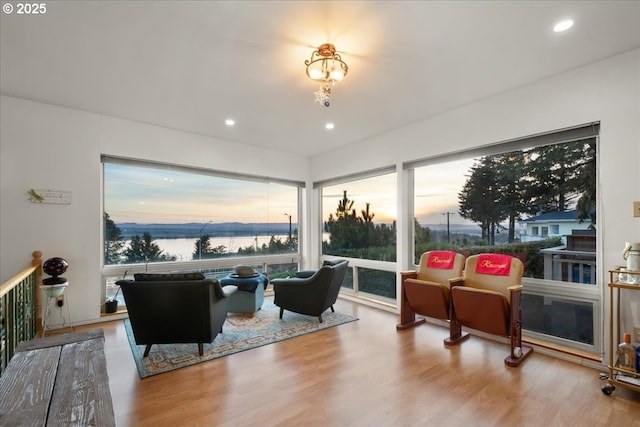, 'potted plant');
104,285,121,313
